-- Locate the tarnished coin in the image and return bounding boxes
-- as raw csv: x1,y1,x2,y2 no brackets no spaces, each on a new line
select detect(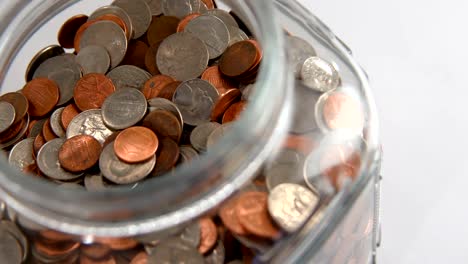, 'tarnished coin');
185,15,230,59
203,9,238,28
180,221,201,248
152,137,179,176
287,36,317,77
102,88,147,130
114,127,159,163
145,42,163,75
162,0,203,18
112,0,152,39
142,75,175,99
0,229,22,264
0,102,15,133
147,16,180,46
8,138,35,172
204,241,225,264
142,110,182,142
207,123,231,149
179,145,199,164
84,174,108,191
268,183,320,232
74,73,116,112
50,108,66,138
211,89,242,122
265,149,307,191
106,65,151,90
36,138,83,181
121,40,149,69
76,45,111,75
227,26,248,46
148,97,184,127
100,142,156,184
190,122,220,152
59,135,102,172
0,92,28,125
25,45,64,82
0,115,29,149
157,32,209,81
301,57,340,93
158,81,182,100
219,40,259,78
89,5,134,40
148,238,205,264
22,78,59,117
66,109,114,144
28,118,46,138
57,14,89,49
144,0,163,16
290,81,321,134
222,100,246,124
79,21,127,69
173,79,219,126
